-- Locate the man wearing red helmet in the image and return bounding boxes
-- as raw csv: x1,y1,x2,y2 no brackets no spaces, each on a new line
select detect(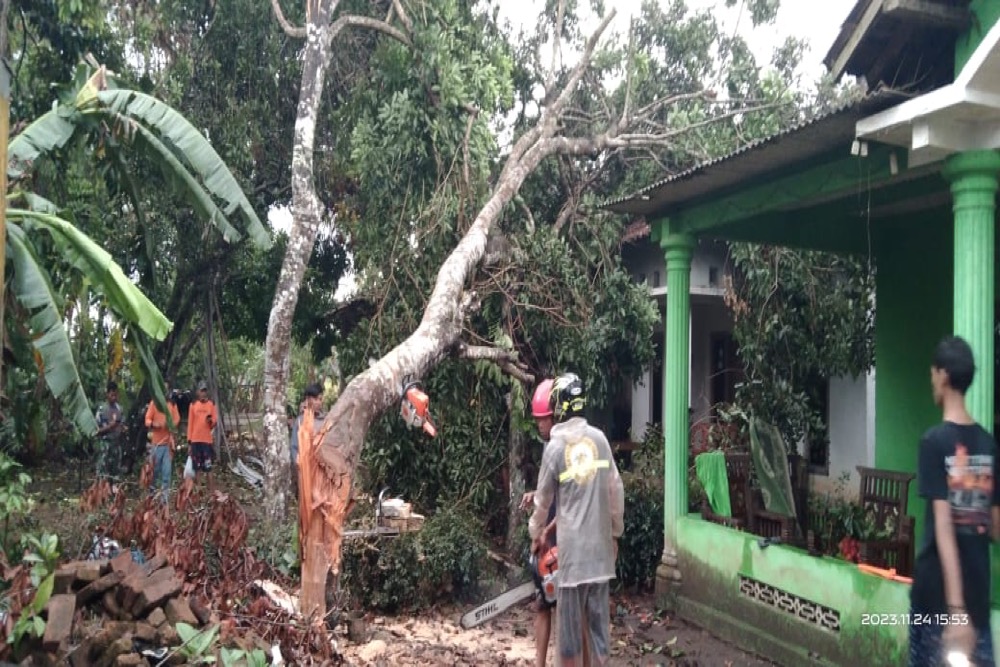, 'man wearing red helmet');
520,378,559,666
